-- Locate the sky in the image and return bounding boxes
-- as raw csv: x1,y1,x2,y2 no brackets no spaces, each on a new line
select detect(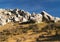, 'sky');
0,0,60,17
